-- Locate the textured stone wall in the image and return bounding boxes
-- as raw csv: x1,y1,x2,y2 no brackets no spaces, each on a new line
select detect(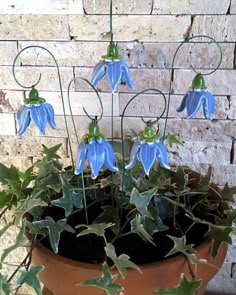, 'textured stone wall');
0,0,236,294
